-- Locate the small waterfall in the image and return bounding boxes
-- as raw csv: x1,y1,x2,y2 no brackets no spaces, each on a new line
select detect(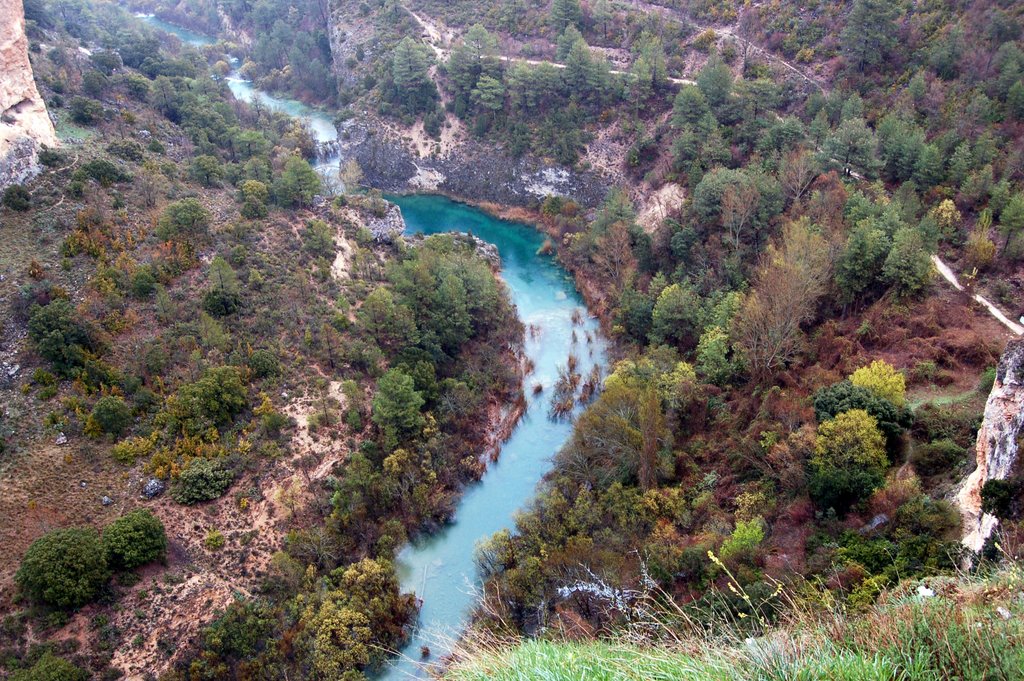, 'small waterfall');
956,339,1024,555
315,138,342,162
